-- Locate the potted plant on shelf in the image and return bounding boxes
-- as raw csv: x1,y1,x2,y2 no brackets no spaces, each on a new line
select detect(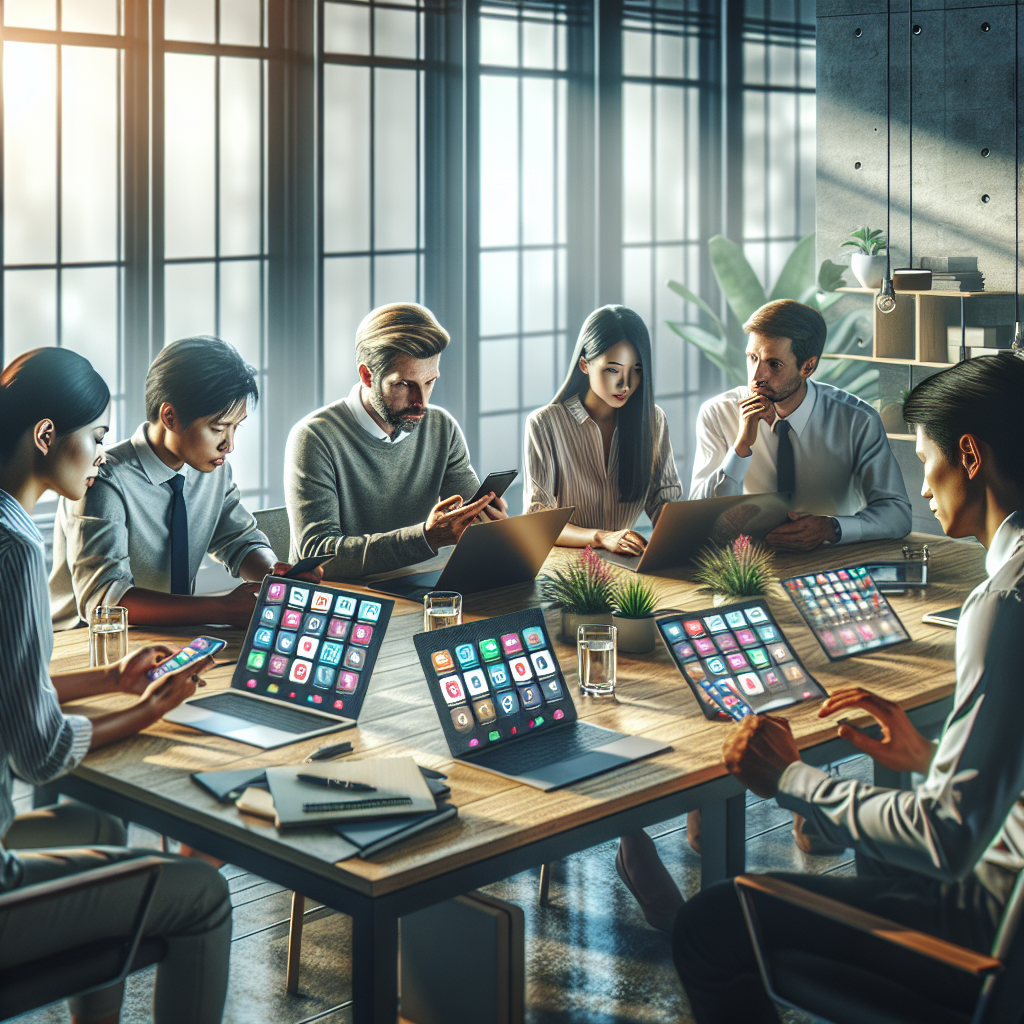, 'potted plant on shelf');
693,534,775,605
841,226,888,289
611,576,660,654
538,546,616,641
